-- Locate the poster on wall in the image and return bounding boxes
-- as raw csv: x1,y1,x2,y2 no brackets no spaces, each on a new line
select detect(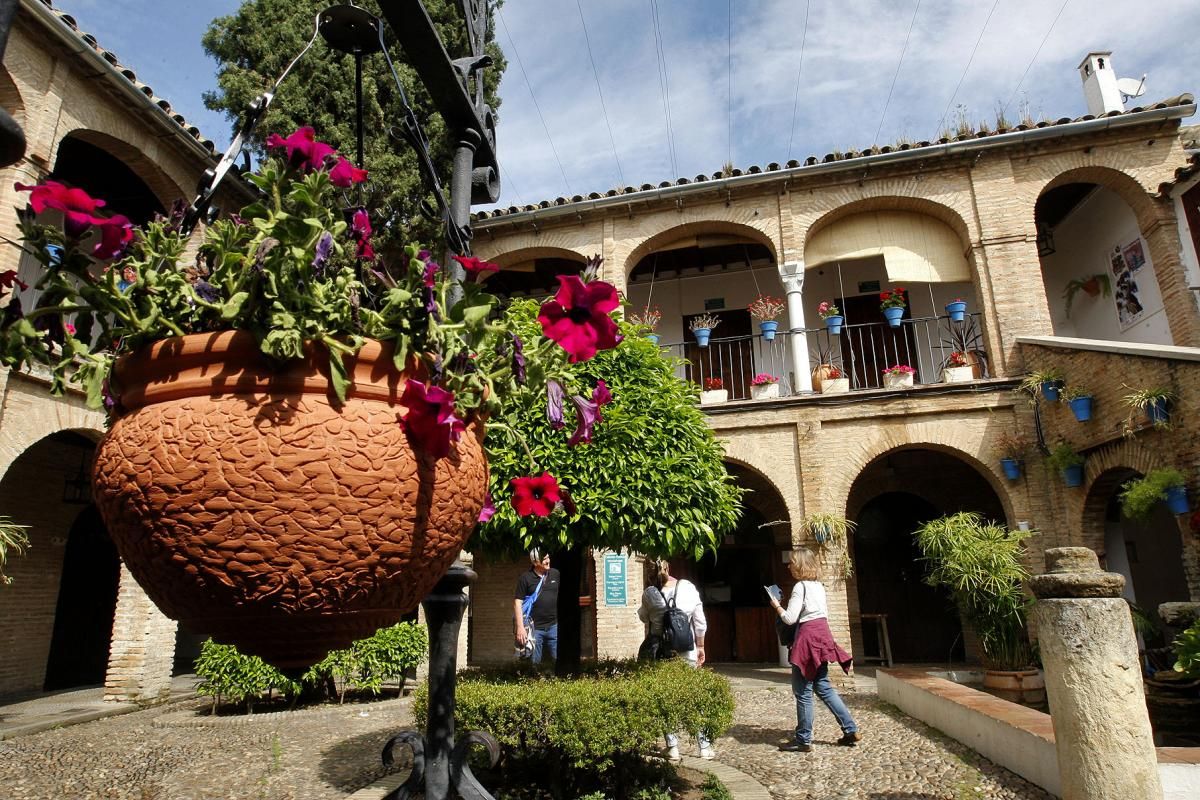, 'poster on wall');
1110,242,1146,330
